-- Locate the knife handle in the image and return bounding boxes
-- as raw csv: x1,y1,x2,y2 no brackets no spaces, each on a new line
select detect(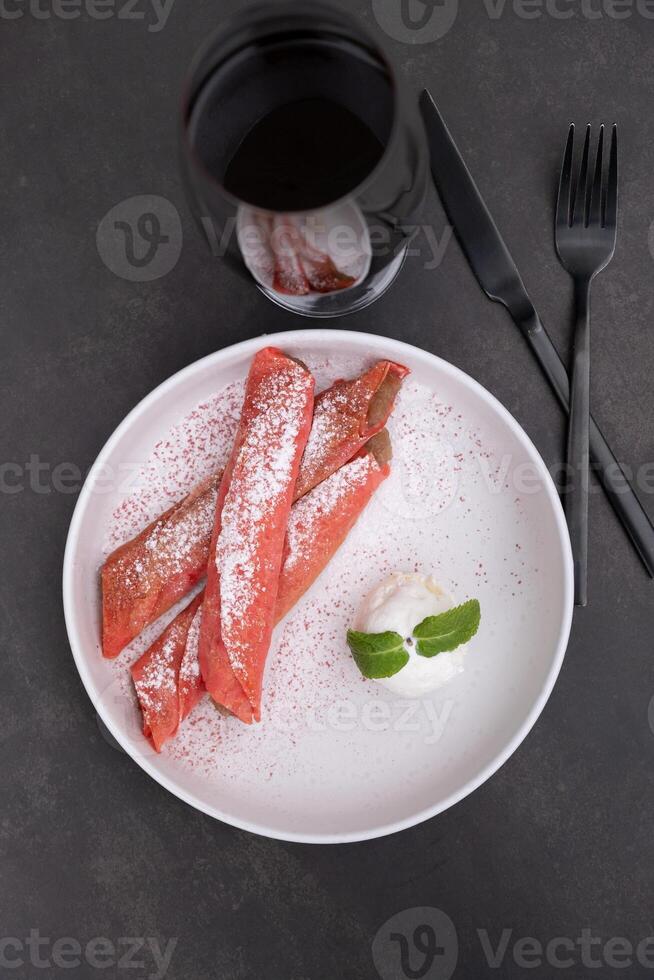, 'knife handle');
520,312,654,578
